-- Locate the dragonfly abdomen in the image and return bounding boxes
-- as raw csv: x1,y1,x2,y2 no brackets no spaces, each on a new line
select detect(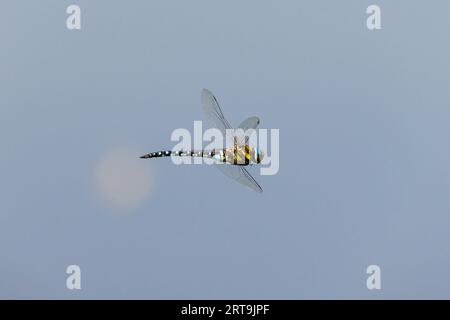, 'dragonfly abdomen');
140,150,218,159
